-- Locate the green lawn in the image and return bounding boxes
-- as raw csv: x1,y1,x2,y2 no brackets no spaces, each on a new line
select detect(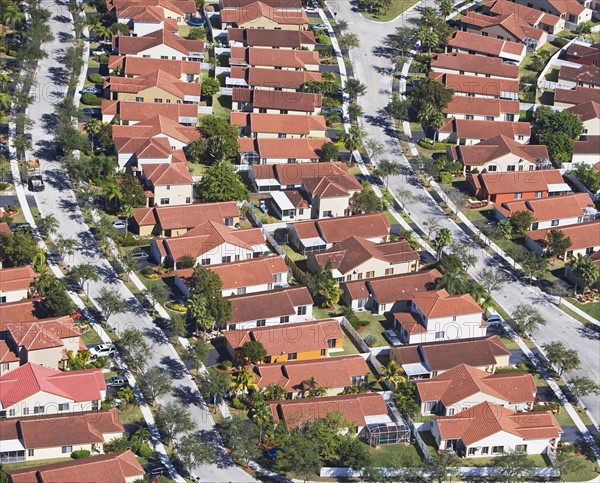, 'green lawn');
418,430,438,457
280,244,305,262
565,456,600,482
362,0,420,22
365,441,423,466
499,334,519,351
566,298,600,321
118,404,145,429
355,312,393,347
384,210,397,225
187,163,207,177
461,206,493,223
332,328,362,355
212,94,231,119
81,328,103,346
